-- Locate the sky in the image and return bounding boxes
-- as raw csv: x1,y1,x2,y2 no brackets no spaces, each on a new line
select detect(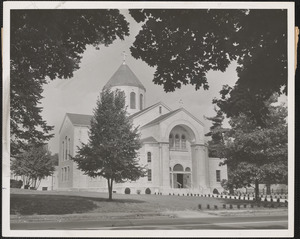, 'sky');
40,9,240,154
